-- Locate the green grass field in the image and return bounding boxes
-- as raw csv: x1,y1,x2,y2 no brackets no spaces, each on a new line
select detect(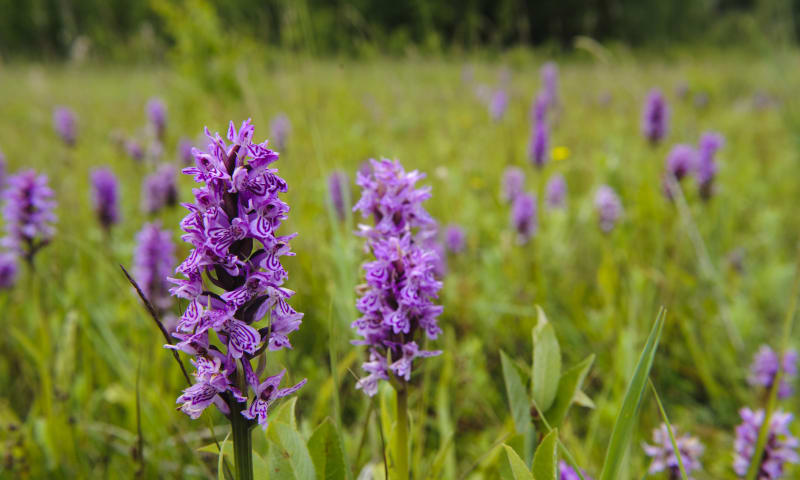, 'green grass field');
1,50,799,478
